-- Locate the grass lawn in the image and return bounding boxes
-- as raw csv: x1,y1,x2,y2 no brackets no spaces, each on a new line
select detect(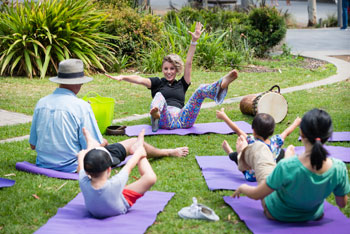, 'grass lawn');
0,57,349,233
